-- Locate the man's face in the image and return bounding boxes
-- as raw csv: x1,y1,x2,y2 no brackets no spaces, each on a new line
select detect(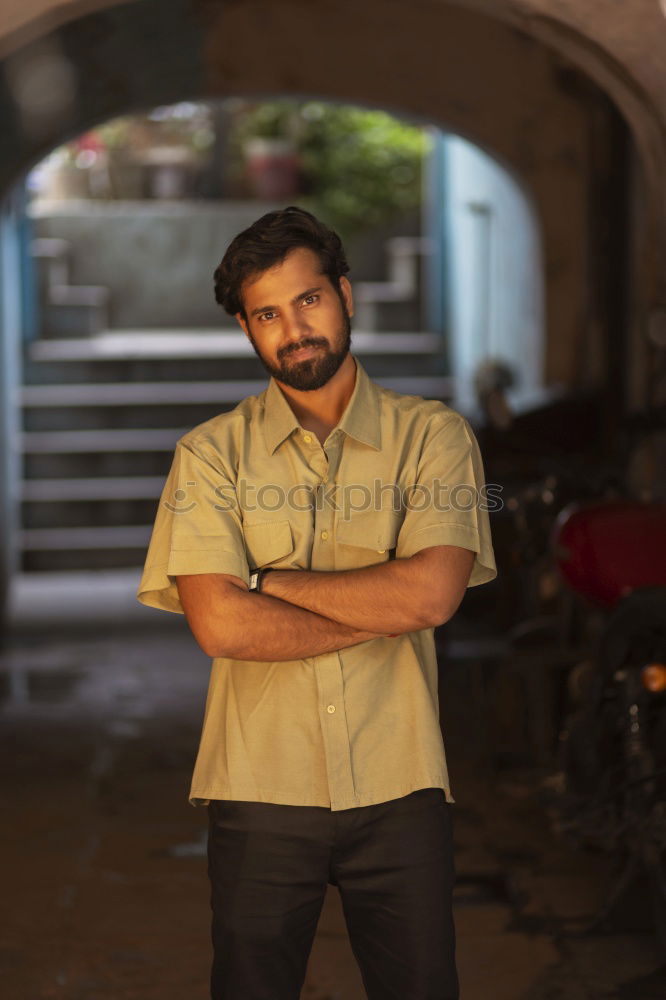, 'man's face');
235,246,353,391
